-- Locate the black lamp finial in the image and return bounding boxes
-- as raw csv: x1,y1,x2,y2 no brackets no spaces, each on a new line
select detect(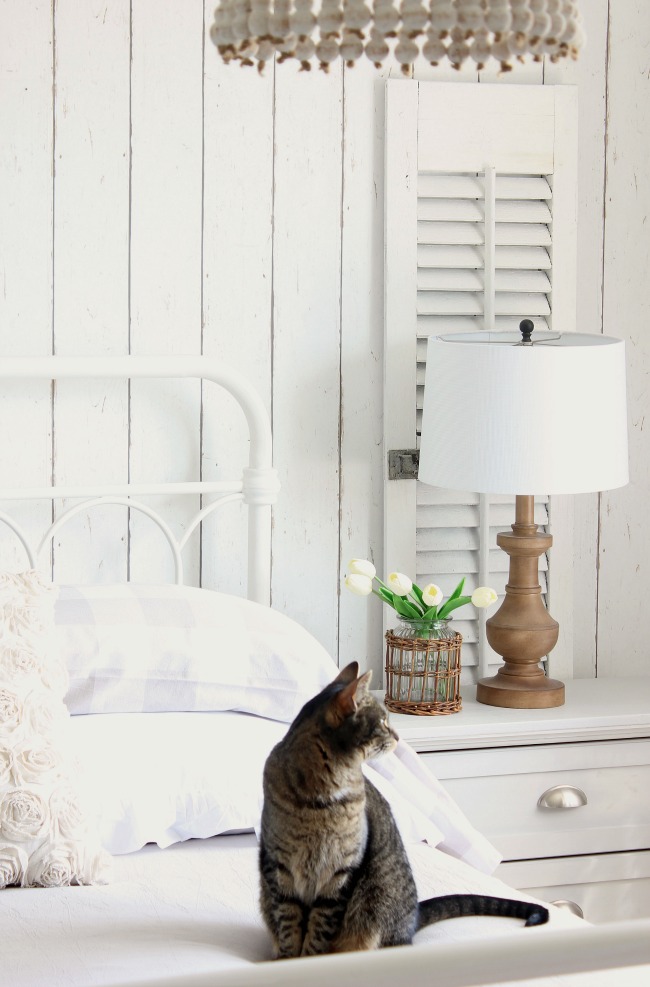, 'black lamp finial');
519,319,534,345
